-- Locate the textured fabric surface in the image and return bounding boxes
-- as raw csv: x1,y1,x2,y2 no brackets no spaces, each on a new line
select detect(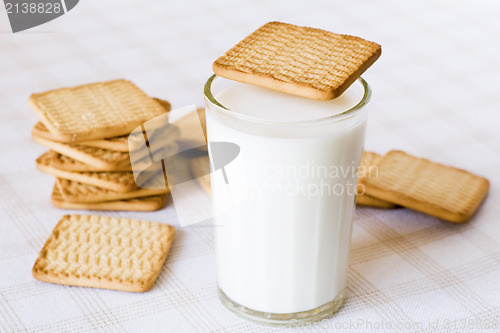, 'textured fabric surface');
1,0,500,332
